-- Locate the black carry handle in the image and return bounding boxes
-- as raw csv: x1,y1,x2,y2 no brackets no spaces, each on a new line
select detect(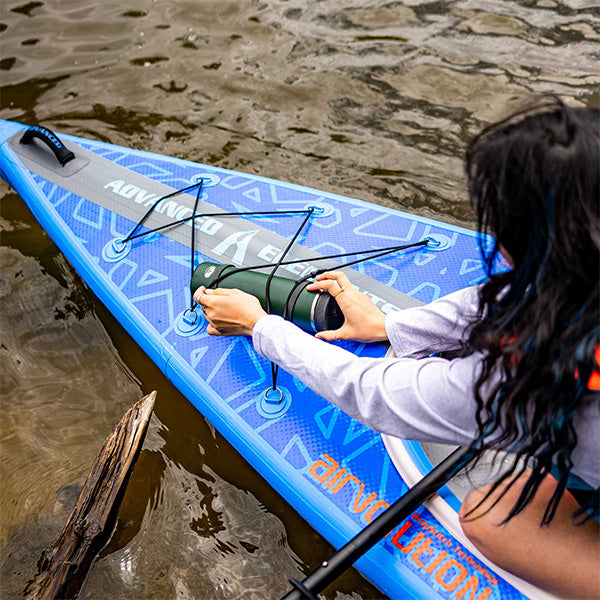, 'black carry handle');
20,125,75,166
281,446,475,600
